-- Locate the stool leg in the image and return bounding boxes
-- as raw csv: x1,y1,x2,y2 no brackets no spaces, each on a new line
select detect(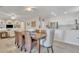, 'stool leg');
21,47,23,51
27,44,32,53
16,43,18,46
18,45,20,48
47,48,49,53
29,50,31,53
51,46,54,53
37,40,40,53
21,43,24,51
25,49,27,52
15,41,16,44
